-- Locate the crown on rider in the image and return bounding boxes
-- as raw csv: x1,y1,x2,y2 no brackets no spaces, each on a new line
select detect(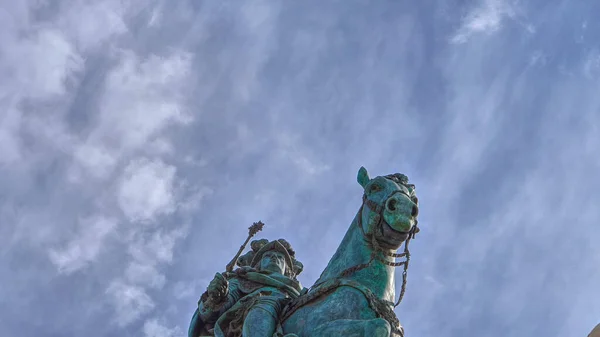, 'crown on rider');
237,238,304,278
